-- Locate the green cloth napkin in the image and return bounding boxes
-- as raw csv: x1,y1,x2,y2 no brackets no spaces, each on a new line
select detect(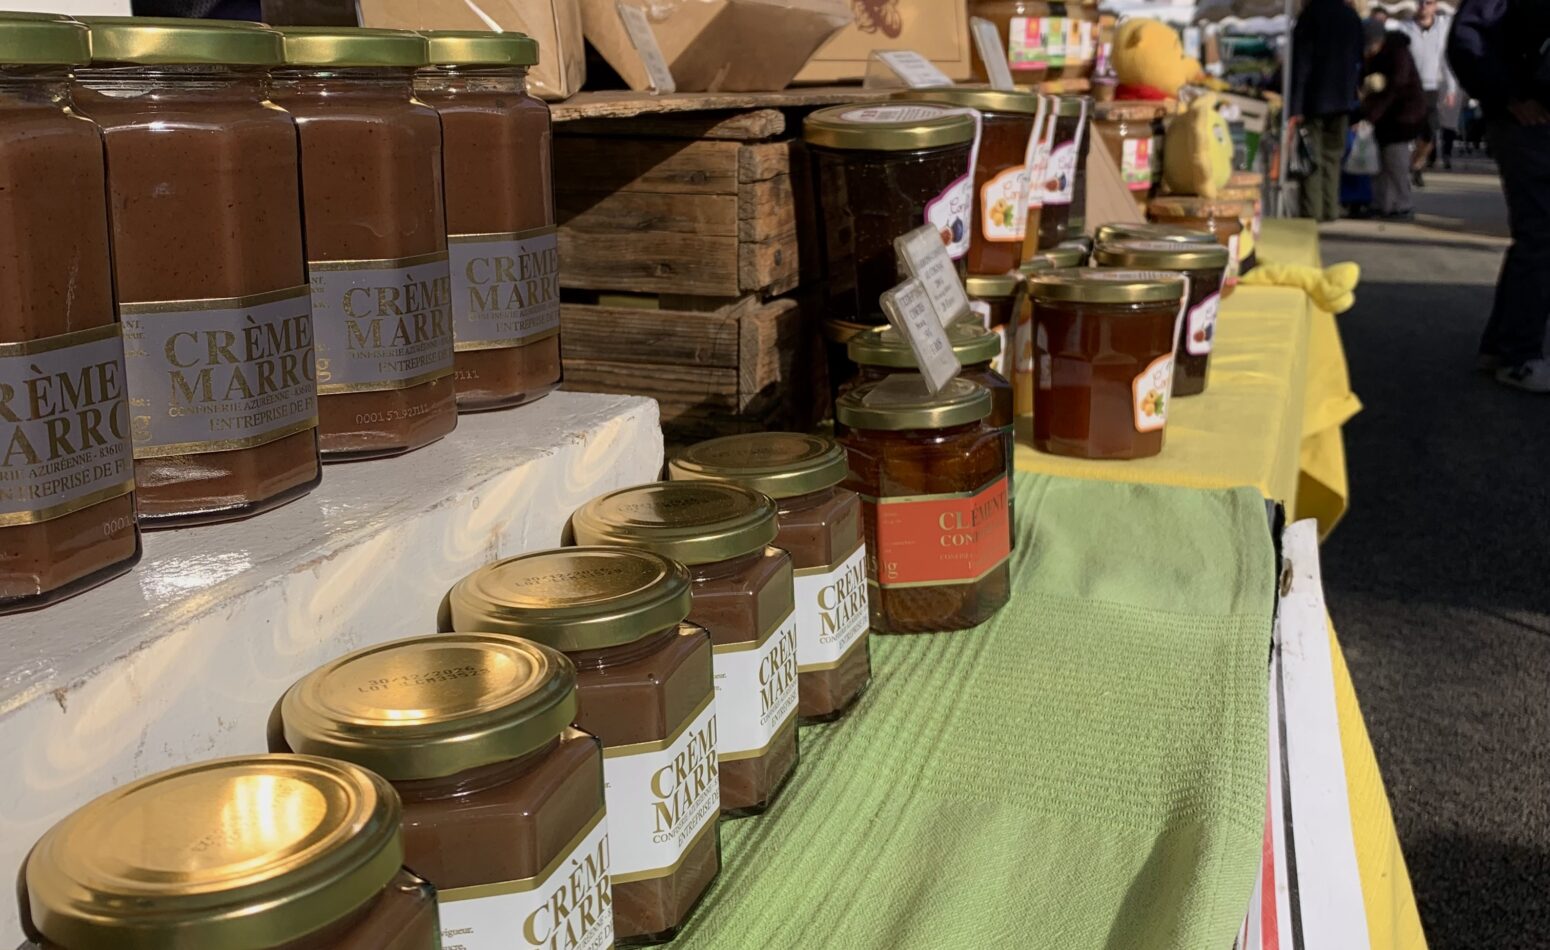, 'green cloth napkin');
674,472,1274,950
